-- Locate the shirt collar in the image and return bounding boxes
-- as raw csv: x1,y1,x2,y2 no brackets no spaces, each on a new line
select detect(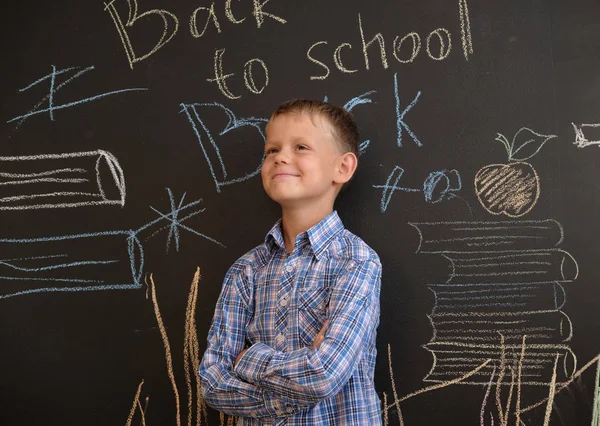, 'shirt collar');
264,211,344,260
